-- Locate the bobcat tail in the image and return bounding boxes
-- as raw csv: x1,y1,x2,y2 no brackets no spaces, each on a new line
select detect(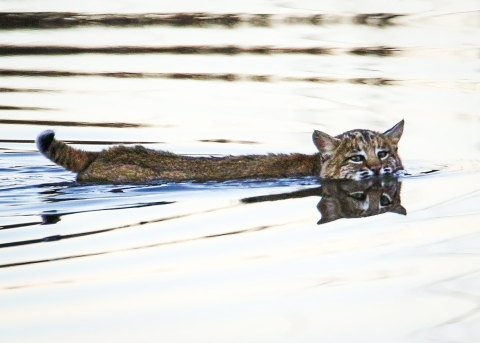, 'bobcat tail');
36,130,99,172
